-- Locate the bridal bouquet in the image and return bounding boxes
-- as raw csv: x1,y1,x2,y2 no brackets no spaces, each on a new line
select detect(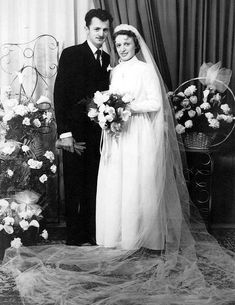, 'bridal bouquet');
88,91,133,137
